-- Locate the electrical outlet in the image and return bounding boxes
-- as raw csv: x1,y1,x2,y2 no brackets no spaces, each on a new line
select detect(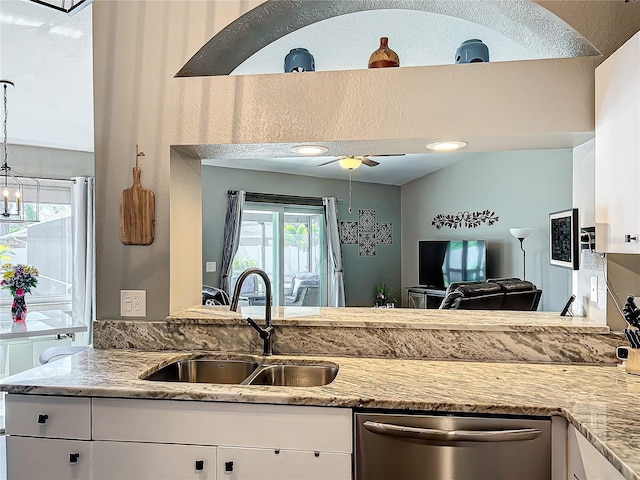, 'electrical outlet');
121,290,146,317
590,277,598,303
206,261,217,273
